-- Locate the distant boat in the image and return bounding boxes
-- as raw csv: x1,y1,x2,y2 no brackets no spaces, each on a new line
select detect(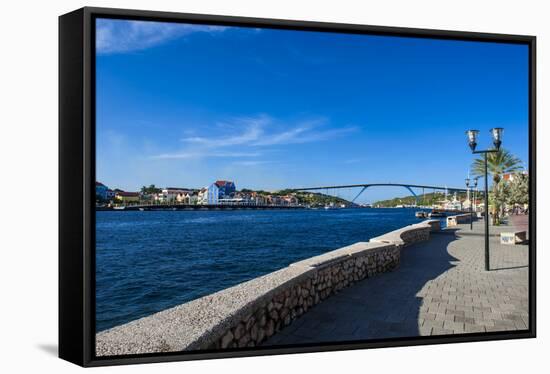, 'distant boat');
113,206,125,210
